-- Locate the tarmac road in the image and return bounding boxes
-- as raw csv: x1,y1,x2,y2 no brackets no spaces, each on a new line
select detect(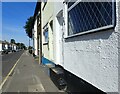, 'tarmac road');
1,50,24,80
